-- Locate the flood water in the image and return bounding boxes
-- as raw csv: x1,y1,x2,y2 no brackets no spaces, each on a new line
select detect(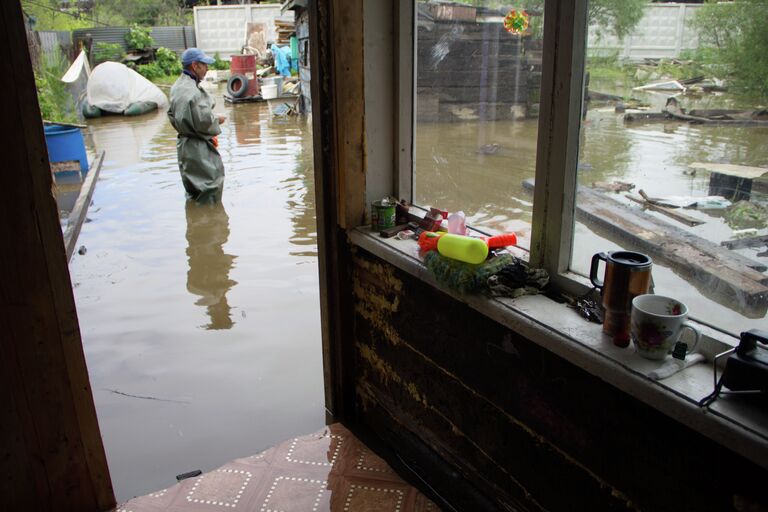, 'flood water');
415,81,768,333
72,81,766,502
71,90,324,502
